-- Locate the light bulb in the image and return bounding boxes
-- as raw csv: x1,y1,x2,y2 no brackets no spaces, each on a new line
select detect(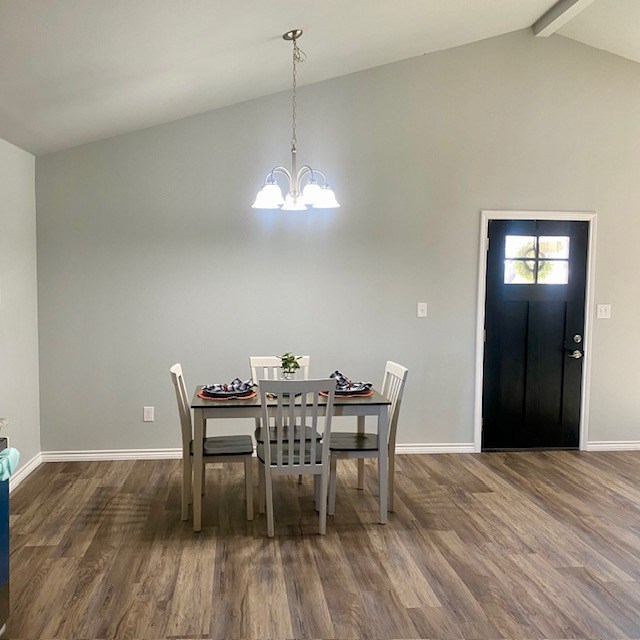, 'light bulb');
281,193,307,211
301,181,322,205
252,183,285,209
312,186,340,208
